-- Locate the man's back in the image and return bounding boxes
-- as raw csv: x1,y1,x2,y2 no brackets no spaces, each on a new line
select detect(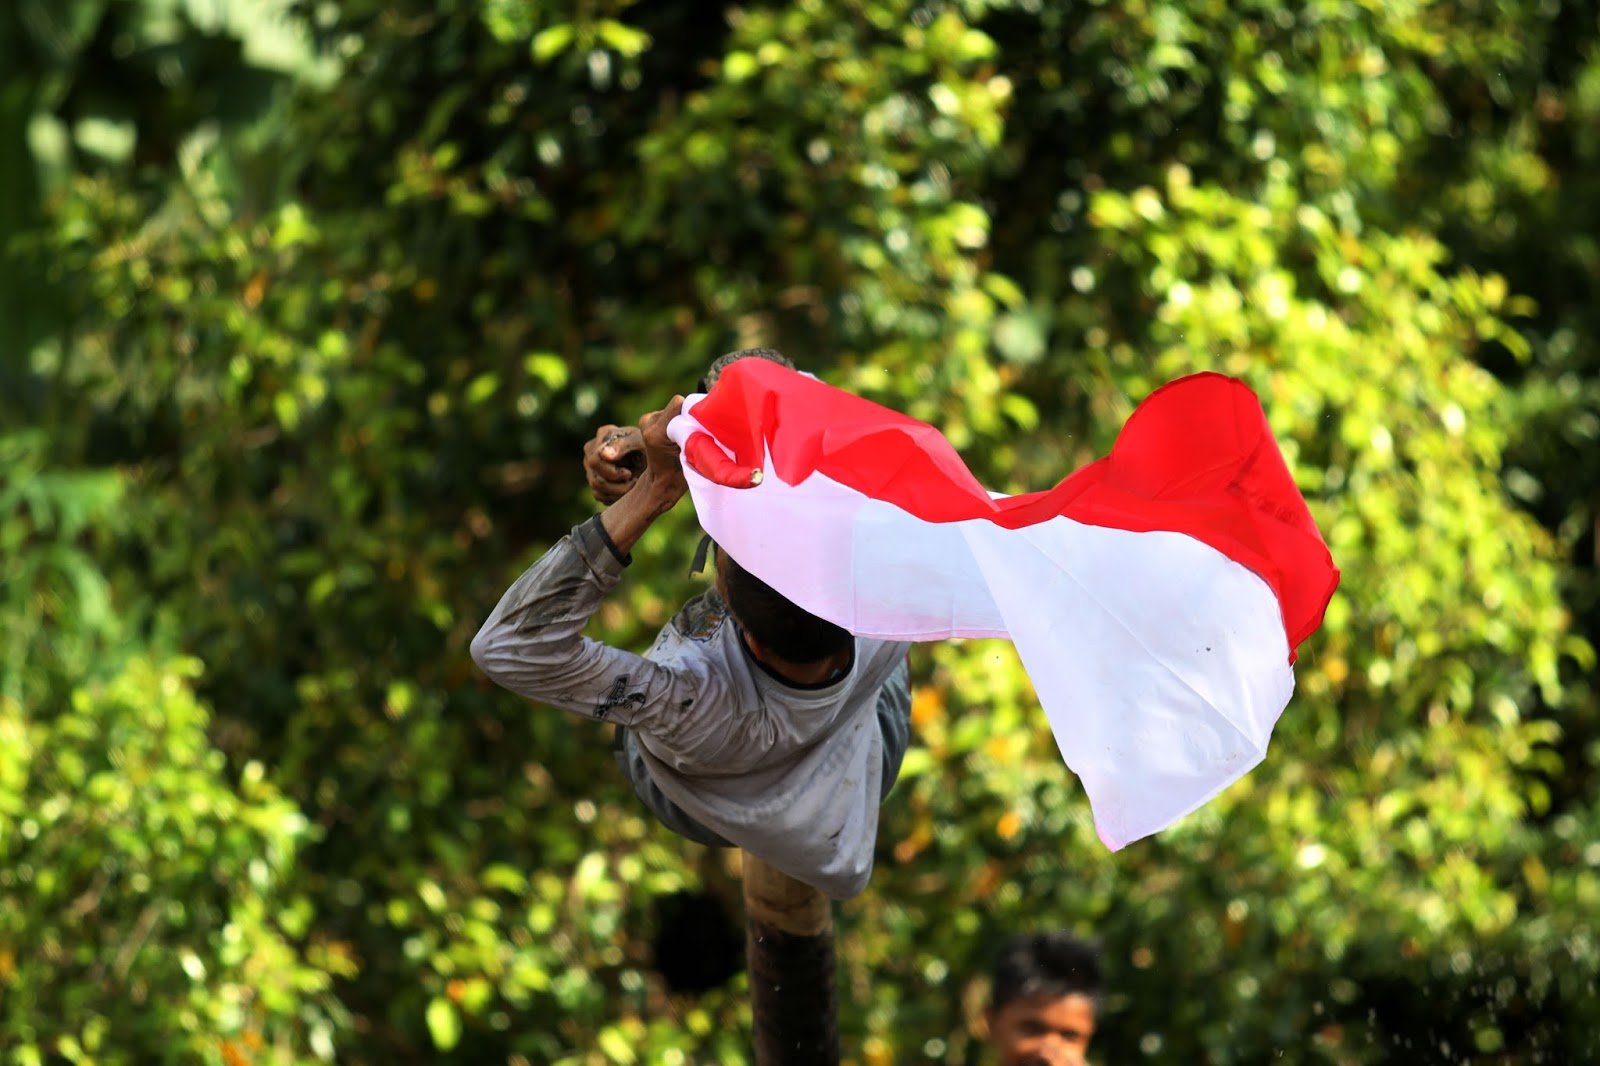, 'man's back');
634,587,910,897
